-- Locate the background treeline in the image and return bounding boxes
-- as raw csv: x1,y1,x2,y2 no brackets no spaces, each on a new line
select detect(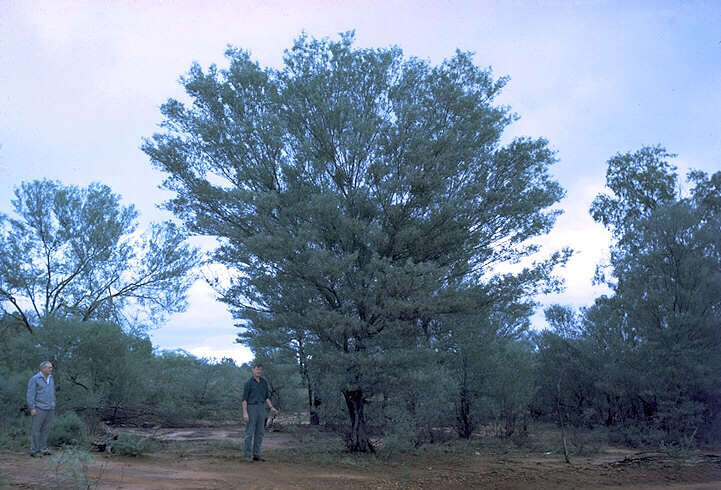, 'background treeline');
1,161,719,452
2,33,720,454
533,148,721,449
0,317,307,447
